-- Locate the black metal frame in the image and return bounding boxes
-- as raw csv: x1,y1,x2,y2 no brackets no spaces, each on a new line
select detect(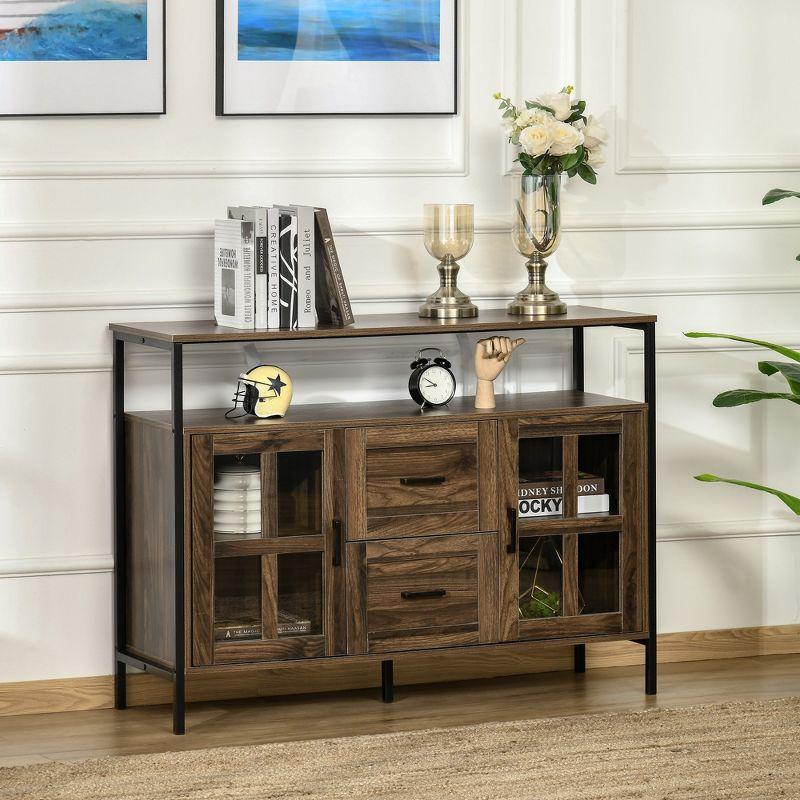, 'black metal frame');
1,0,166,118
112,318,657,735
215,0,459,118
113,333,186,734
